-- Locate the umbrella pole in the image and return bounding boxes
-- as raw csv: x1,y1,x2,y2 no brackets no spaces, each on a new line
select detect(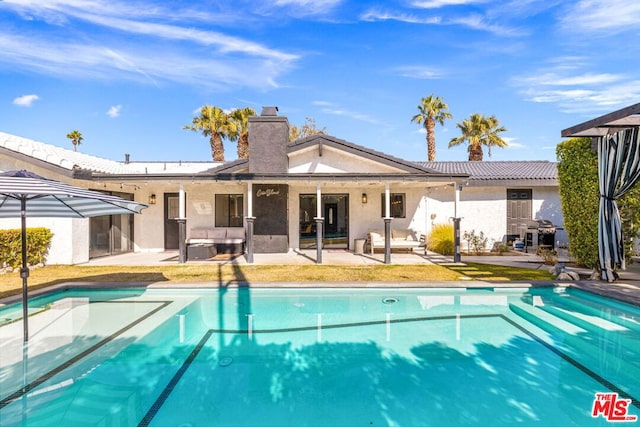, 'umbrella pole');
20,197,29,342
